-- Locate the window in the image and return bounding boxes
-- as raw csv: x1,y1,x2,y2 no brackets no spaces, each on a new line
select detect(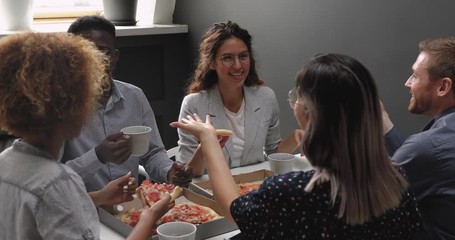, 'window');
34,0,102,20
